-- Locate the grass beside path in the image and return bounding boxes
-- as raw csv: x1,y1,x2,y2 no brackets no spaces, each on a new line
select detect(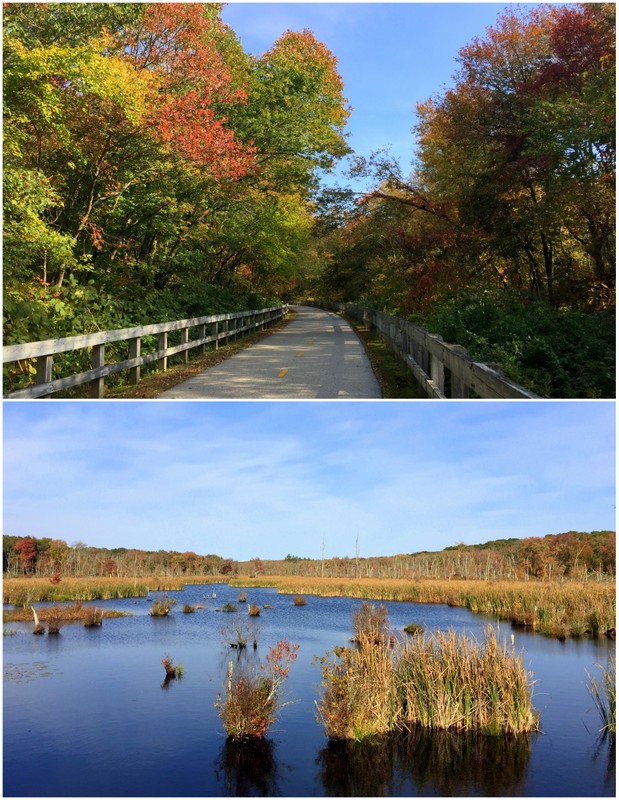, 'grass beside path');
342,314,426,398
105,310,296,399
